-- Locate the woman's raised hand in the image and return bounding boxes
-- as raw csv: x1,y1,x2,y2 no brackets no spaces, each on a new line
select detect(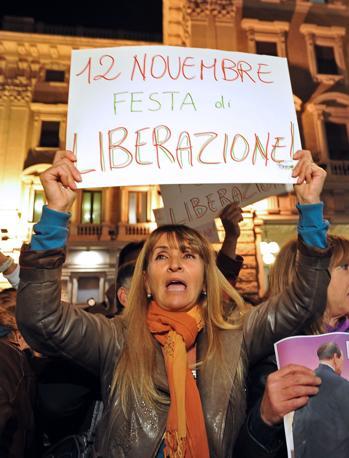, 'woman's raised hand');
292,150,327,204
40,150,82,213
